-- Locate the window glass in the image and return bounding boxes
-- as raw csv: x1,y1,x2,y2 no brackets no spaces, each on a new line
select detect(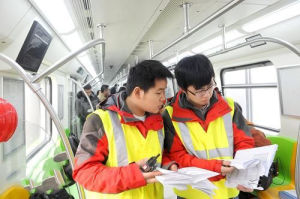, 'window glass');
222,63,280,132
25,85,45,156
224,88,248,119
223,69,246,84
250,66,277,84
26,78,52,158
0,77,26,188
251,88,281,129
2,78,25,156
